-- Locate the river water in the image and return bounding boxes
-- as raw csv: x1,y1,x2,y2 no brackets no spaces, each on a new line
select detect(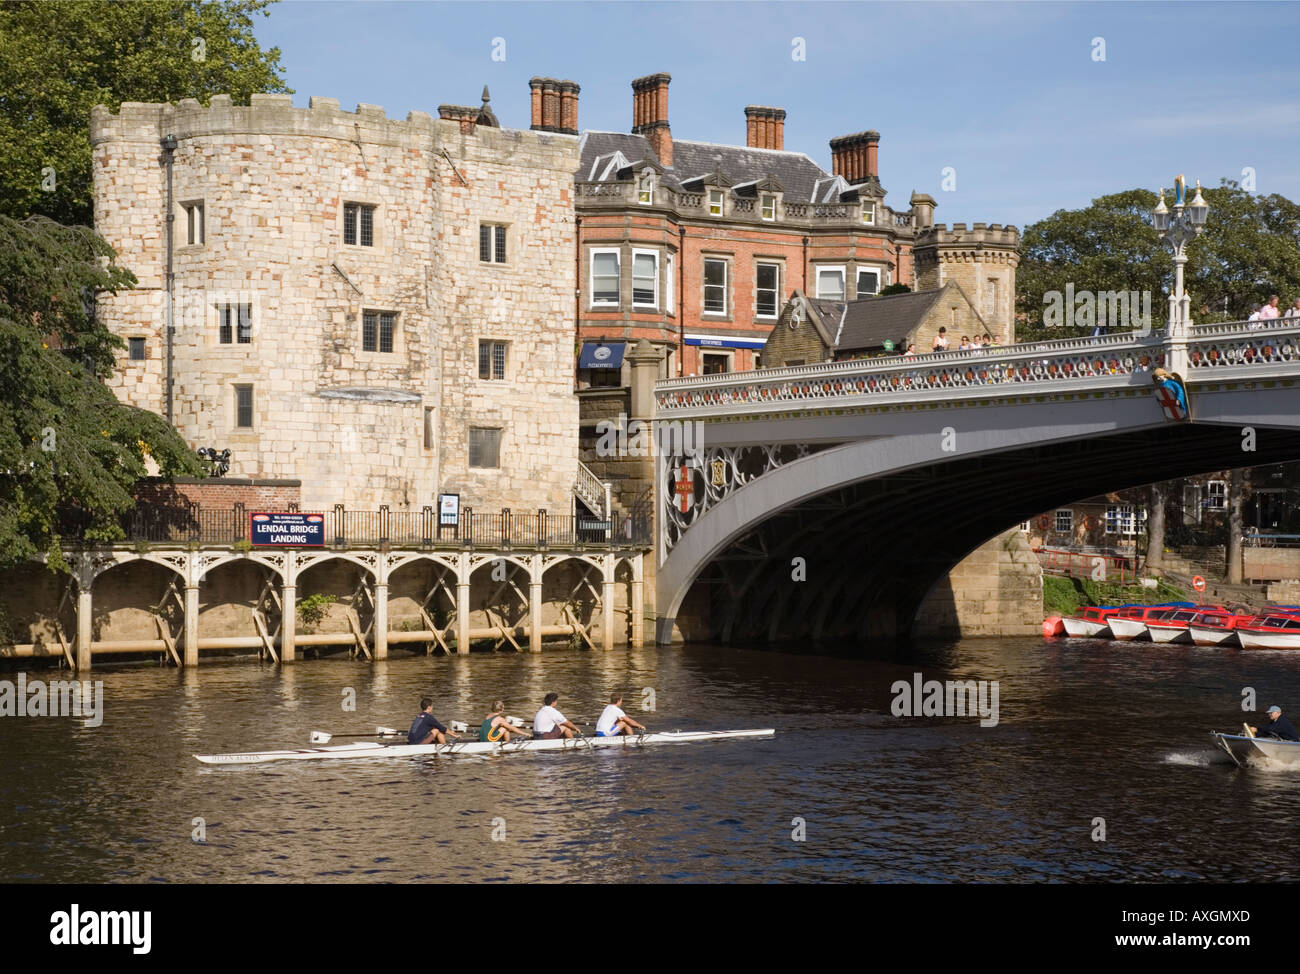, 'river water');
3,636,1300,883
